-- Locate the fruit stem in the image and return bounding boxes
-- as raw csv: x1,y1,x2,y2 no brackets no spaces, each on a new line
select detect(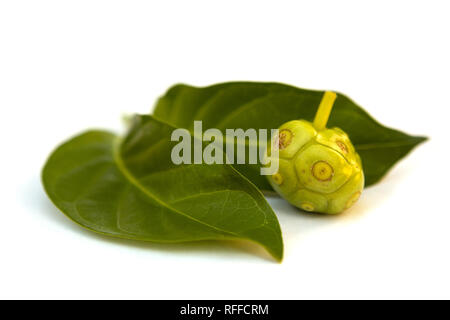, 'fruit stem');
313,91,337,131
